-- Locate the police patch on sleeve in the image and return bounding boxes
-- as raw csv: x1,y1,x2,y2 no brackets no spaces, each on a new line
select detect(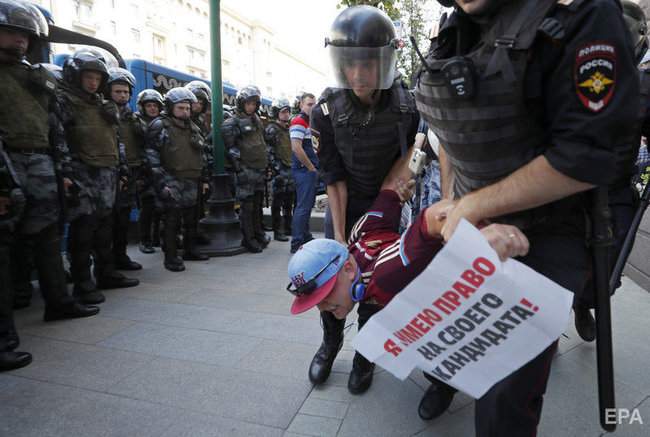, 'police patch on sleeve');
575,42,616,113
